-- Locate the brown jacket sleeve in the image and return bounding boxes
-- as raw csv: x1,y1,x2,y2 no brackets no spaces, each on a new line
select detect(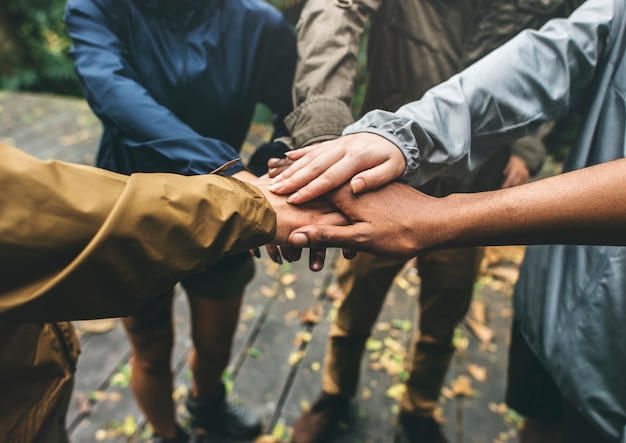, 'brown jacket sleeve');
285,0,381,148
0,144,276,322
